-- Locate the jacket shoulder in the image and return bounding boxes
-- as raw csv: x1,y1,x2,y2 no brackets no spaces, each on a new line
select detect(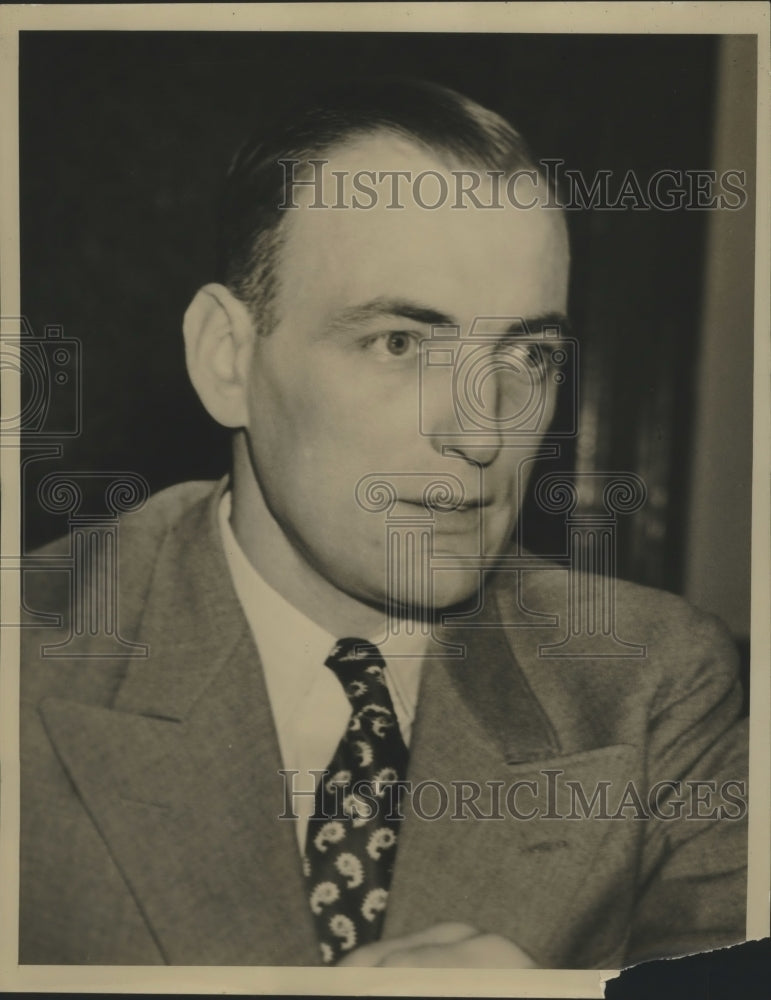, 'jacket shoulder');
24,479,217,605
489,561,744,764
498,559,732,639
20,479,221,705
493,561,739,696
